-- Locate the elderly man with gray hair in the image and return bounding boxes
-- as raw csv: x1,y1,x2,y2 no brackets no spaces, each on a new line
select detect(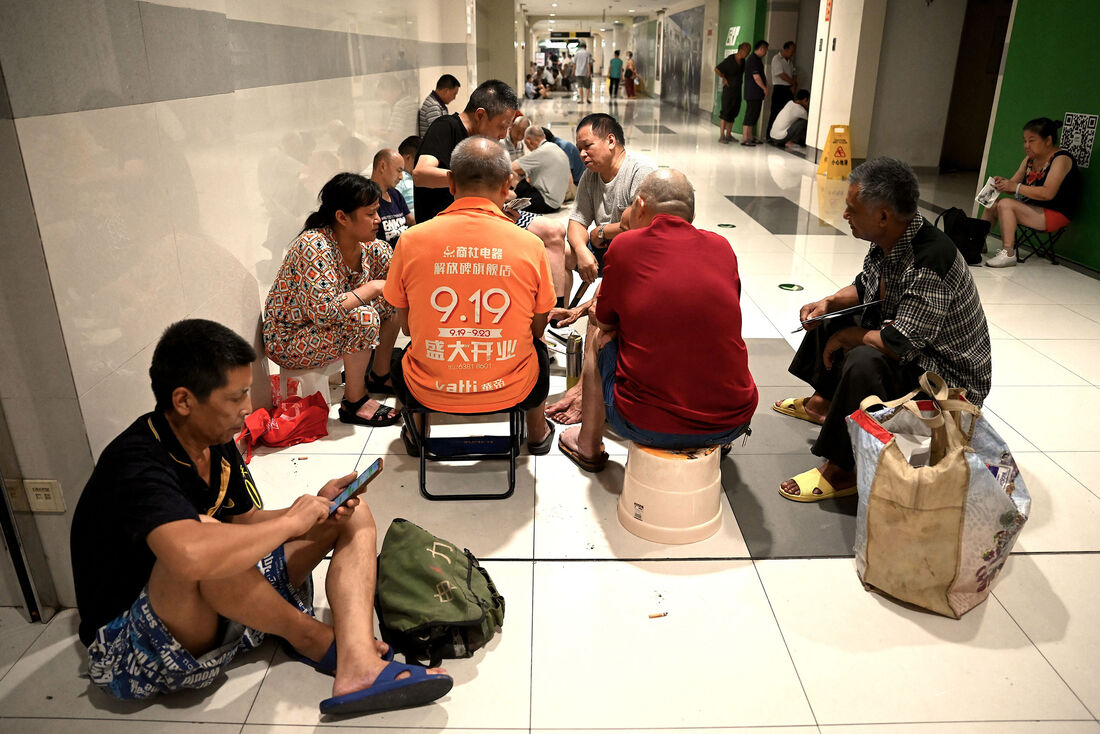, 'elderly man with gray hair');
511,124,572,214
557,169,758,472
774,157,991,502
